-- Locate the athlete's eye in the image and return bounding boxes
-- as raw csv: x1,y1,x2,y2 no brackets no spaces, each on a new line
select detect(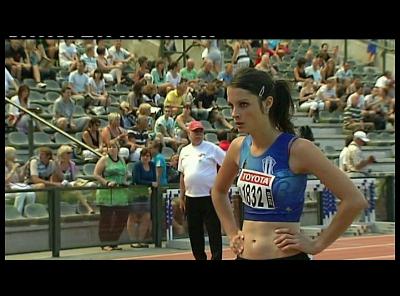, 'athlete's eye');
239,102,248,108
